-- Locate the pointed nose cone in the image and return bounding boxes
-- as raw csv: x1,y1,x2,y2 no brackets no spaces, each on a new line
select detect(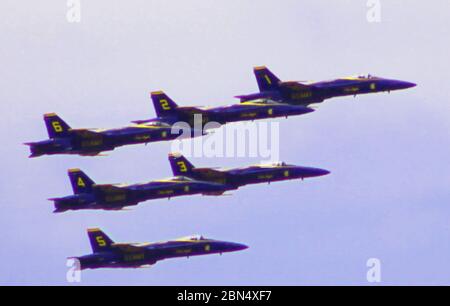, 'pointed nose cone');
315,169,331,177
397,81,417,90
302,106,315,114
388,80,417,91
305,168,330,178
236,243,249,251
227,242,249,252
